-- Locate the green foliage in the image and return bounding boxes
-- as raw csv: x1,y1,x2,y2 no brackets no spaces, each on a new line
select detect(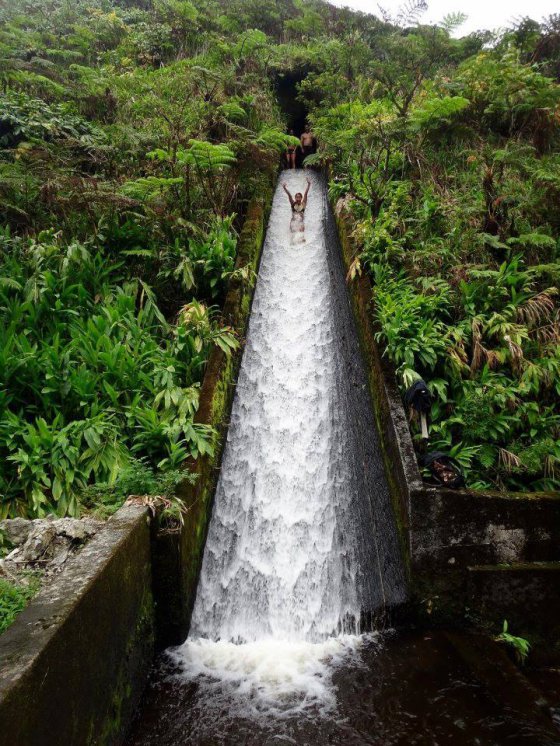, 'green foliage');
308,15,560,492
458,48,560,139
187,216,238,300
0,575,41,634
0,91,101,148
0,0,294,516
373,271,450,374
1,0,559,503
0,232,237,517
81,459,189,519
409,95,470,133
495,620,531,664
255,129,300,154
